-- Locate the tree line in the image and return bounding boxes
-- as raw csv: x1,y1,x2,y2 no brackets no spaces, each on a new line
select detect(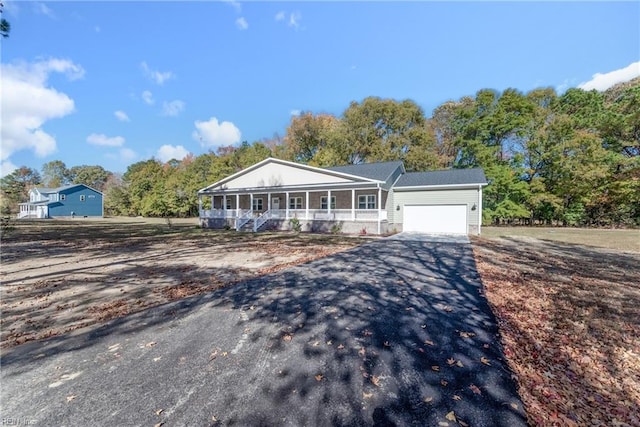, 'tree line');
2,78,638,226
